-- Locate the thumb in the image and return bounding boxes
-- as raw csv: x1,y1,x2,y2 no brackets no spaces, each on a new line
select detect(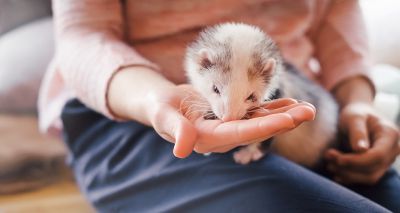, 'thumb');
155,106,197,158
346,116,370,152
173,117,197,158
